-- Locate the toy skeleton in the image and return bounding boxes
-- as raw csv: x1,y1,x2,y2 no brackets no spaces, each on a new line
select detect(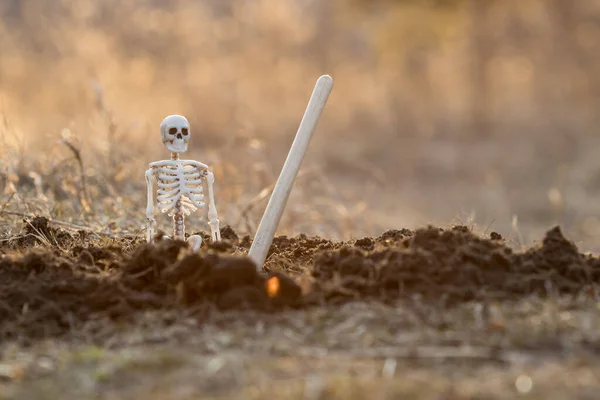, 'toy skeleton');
145,115,221,251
